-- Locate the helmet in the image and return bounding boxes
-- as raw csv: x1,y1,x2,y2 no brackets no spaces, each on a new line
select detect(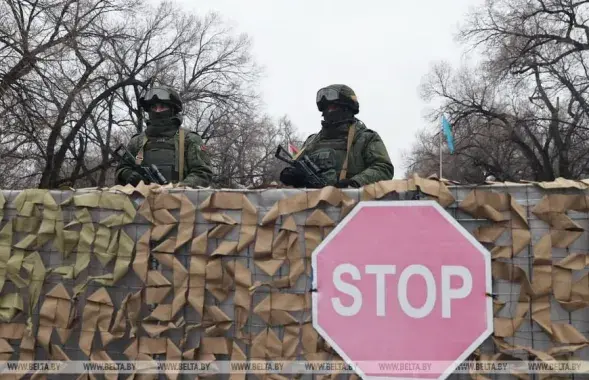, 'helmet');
138,86,183,112
316,84,359,114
